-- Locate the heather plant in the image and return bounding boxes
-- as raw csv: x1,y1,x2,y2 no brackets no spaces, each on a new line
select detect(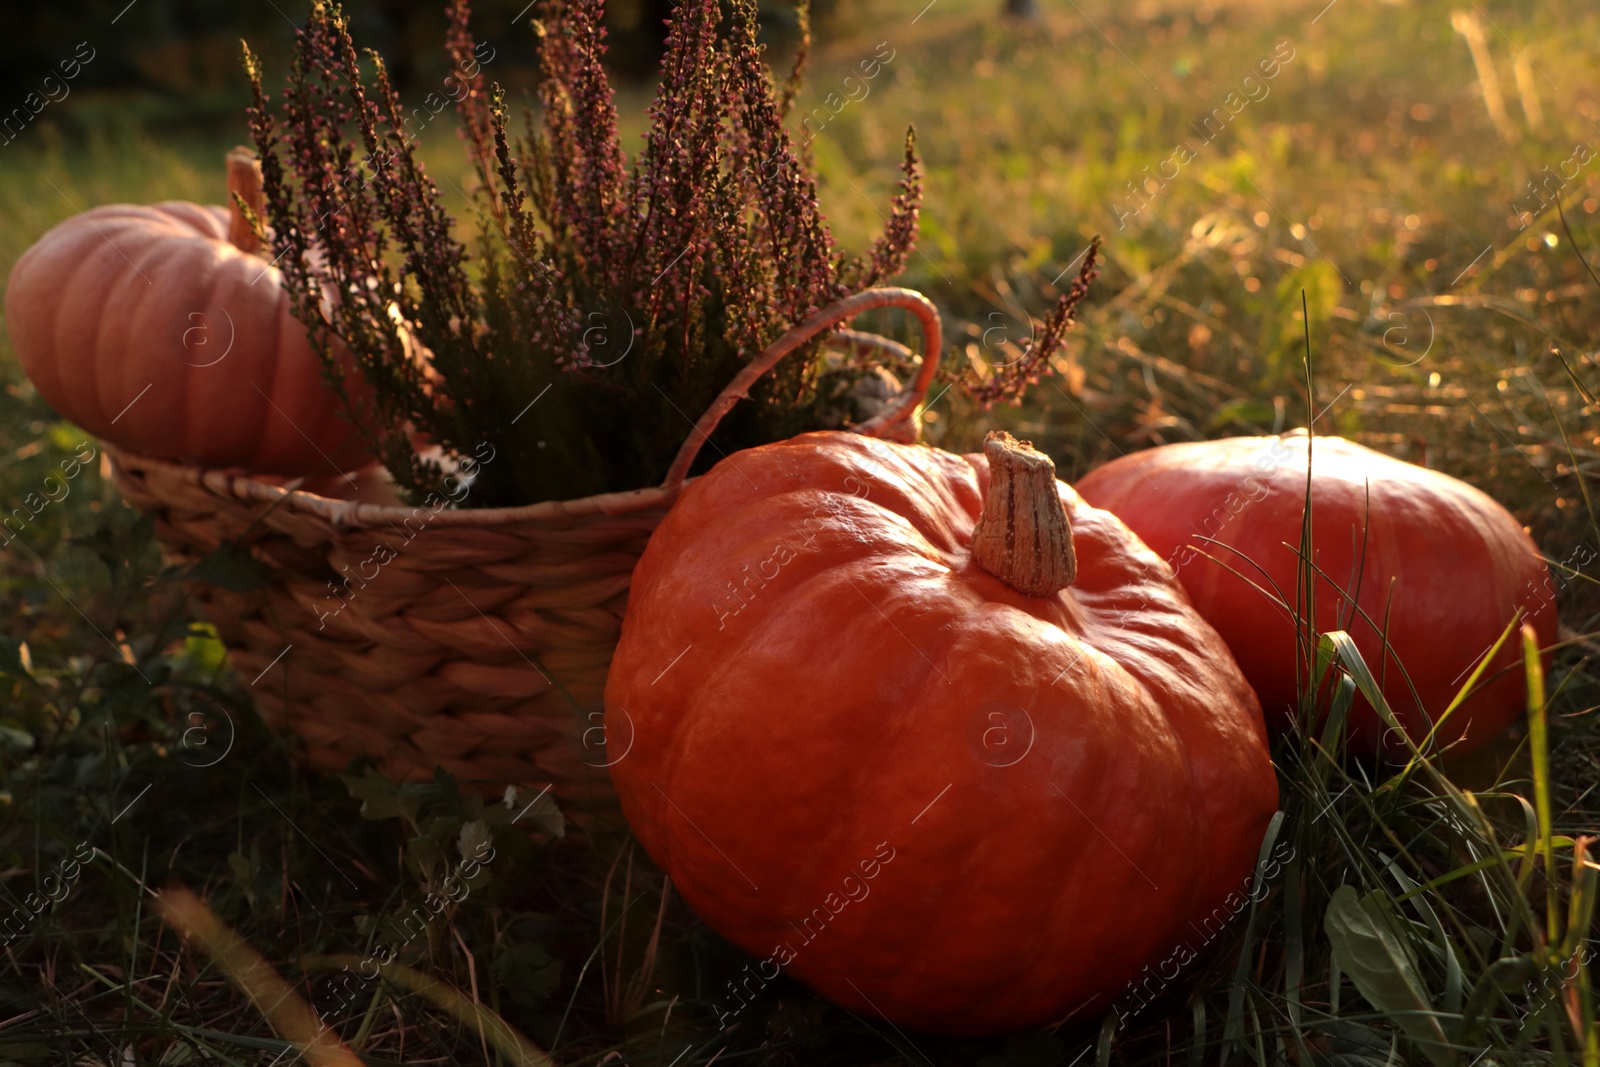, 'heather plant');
966,238,1099,407
242,0,930,508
